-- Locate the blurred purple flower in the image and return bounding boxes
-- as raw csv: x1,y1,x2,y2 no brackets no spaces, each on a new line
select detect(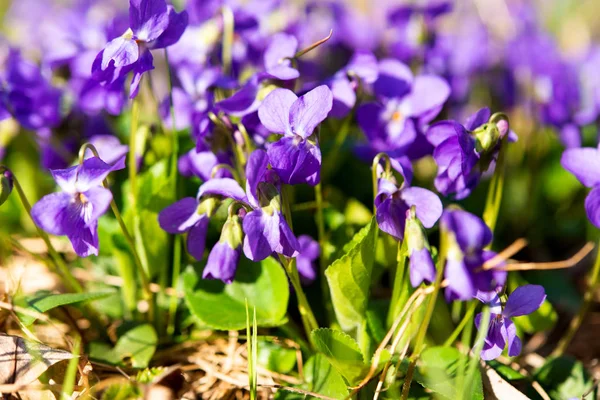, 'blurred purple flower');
204,212,244,283
357,59,450,159
475,285,546,360
1,50,62,130
296,235,319,284
264,33,299,80
258,85,333,186
31,156,125,257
